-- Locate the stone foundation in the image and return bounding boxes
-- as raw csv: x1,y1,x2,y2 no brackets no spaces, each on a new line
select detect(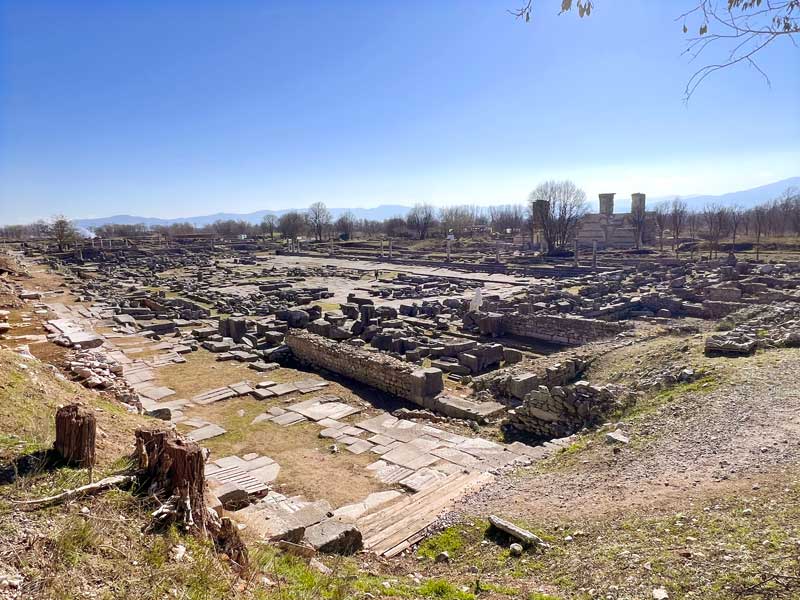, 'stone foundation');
285,330,443,405
502,313,629,345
